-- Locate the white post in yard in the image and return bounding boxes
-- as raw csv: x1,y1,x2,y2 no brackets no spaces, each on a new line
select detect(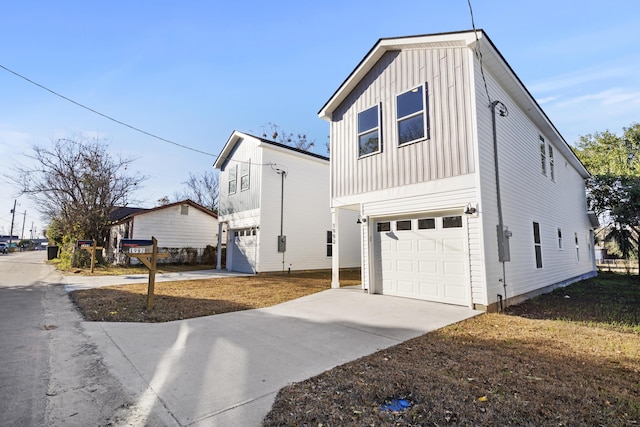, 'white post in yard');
216,221,223,270
331,208,340,288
